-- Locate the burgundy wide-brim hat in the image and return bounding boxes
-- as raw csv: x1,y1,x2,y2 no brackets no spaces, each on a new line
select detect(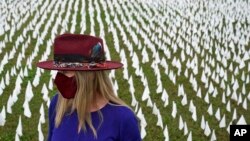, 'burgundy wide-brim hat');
36,34,123,71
